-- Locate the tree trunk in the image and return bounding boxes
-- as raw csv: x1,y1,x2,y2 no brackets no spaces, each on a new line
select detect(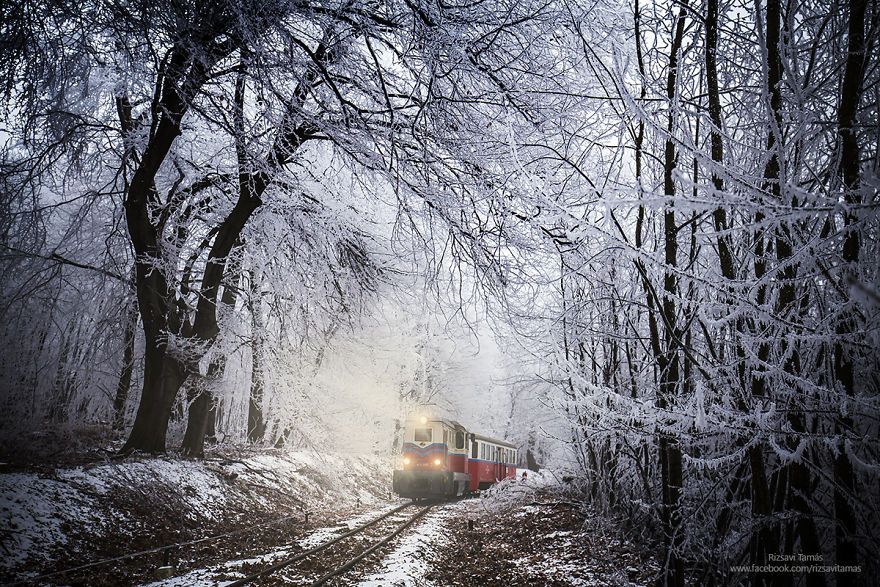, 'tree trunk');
181,386,210,458
113,283,138,431
206,401,219,444
832,0,867,579
122,340,184,453
656,4,688,585
180,356,228,457
704,6,762,572
247,270,265,444
121,36,320,453
181,256,242,456
120,45,220,453
761,1,824,578
632,5,683,578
